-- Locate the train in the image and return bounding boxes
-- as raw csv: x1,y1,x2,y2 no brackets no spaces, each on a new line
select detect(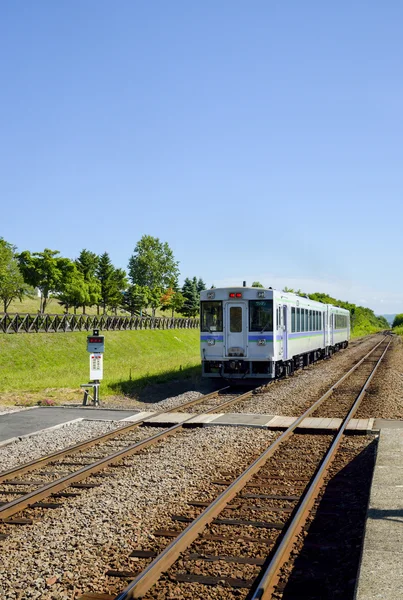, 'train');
200,286,350,379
